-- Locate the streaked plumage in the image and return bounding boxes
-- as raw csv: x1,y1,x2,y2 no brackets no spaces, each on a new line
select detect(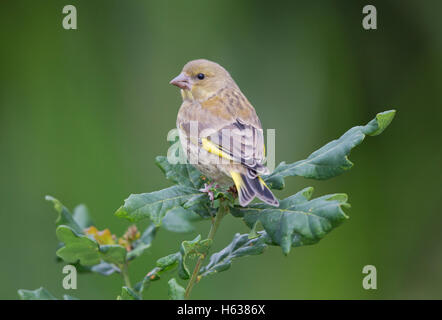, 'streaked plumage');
170,59,278,207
